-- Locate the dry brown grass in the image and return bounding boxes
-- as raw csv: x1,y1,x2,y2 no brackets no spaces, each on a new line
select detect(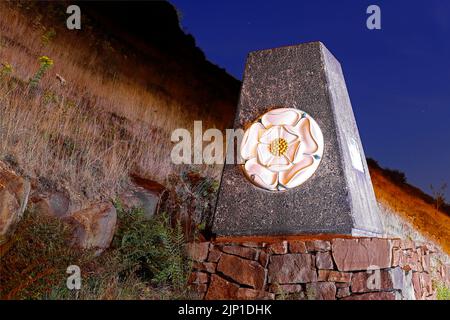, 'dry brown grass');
0,2,235,205
370,164,450,255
